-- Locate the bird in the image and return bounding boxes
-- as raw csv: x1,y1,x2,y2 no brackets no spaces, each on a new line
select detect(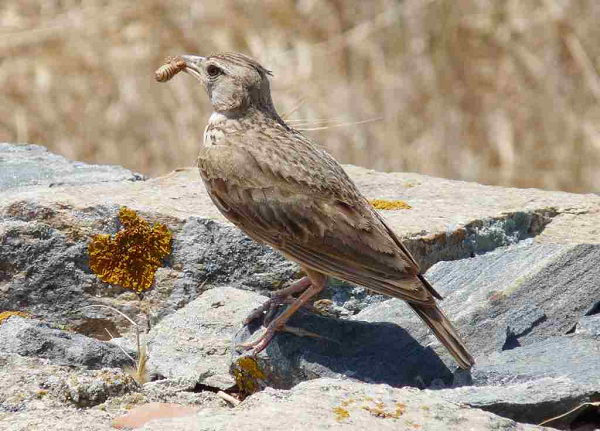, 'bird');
164,52,474,369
